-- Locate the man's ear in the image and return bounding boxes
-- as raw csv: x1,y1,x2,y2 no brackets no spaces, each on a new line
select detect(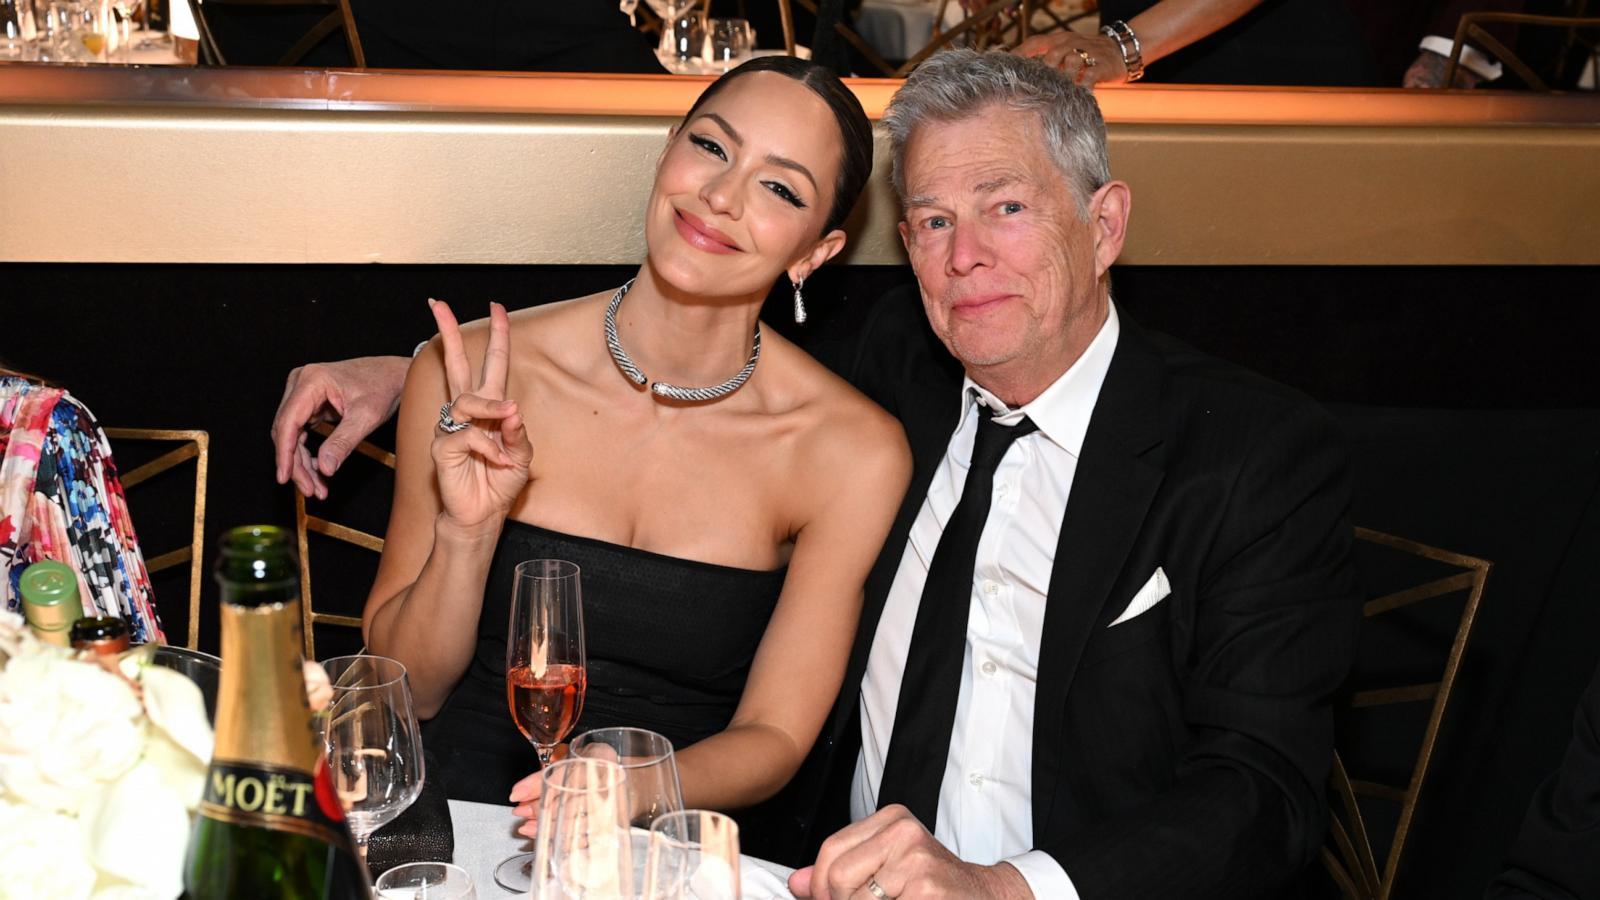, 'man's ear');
1089,180,1131,278
897,220,912,253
